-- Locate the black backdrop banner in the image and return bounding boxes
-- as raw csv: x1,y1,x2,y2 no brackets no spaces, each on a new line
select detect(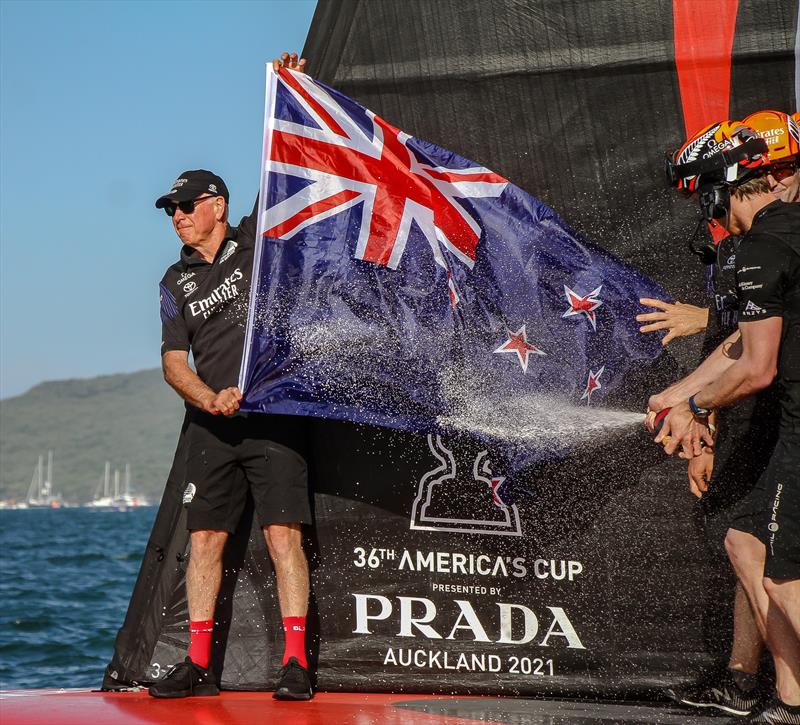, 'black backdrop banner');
104,0,798,696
